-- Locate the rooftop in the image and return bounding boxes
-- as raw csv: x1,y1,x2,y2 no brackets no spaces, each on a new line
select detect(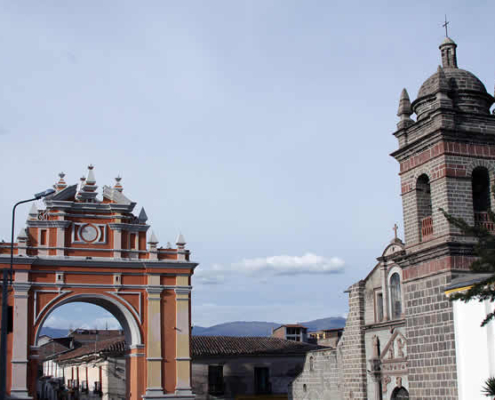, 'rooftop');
191,336,323,357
